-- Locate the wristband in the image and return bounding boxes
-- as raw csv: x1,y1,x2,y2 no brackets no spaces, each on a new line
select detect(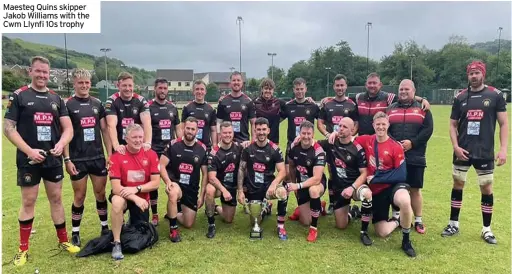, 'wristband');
350,184,356,191
325,132,330,138
63,157,70,163
298,183,303,189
